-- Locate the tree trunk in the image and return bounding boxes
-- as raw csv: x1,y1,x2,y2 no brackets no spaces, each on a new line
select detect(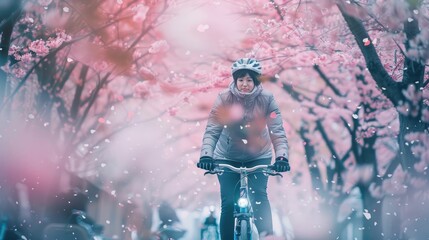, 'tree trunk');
299,122,325,194
0,0,22,106
35,54,57,122
397,114,428,173
360,185,383,239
